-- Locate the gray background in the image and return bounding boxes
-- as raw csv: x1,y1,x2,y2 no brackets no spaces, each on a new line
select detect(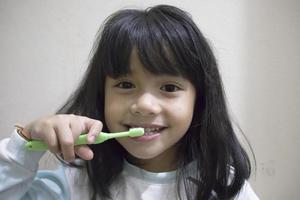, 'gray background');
1,0,299,199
